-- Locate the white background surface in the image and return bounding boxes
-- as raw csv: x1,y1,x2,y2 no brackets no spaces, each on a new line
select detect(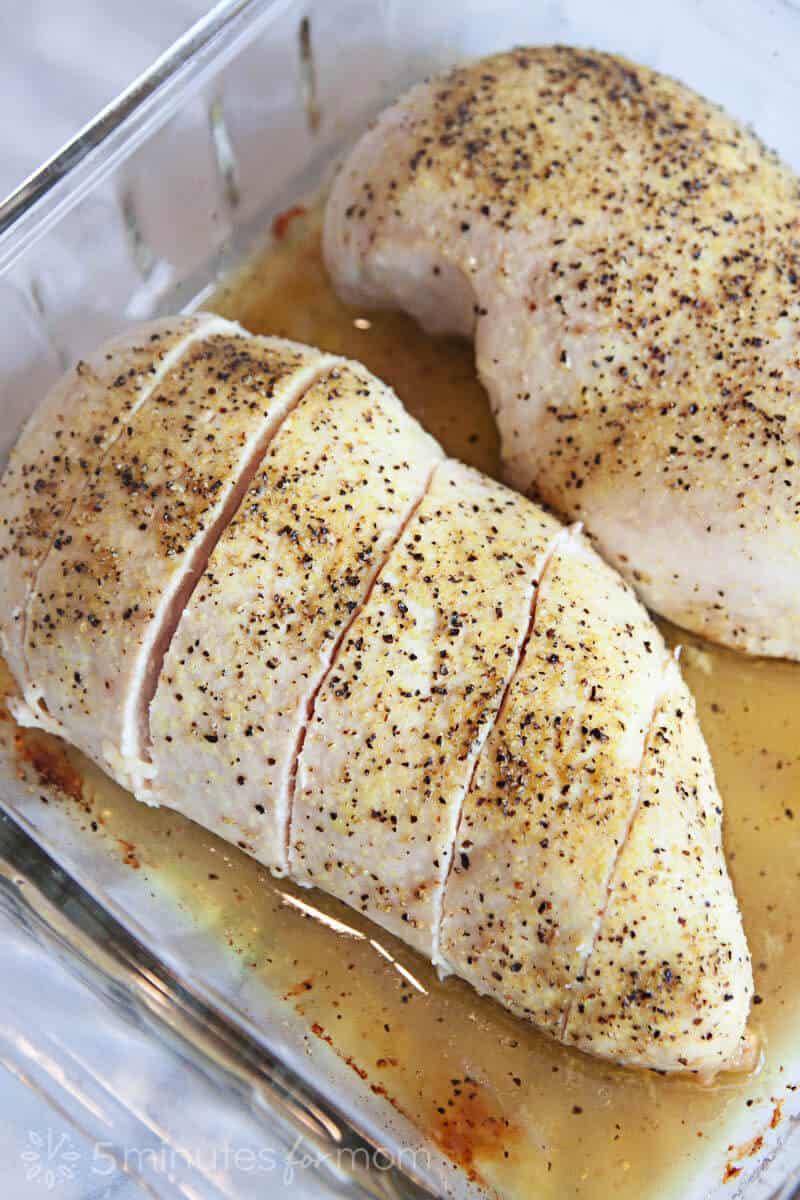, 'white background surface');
0,2,214,201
